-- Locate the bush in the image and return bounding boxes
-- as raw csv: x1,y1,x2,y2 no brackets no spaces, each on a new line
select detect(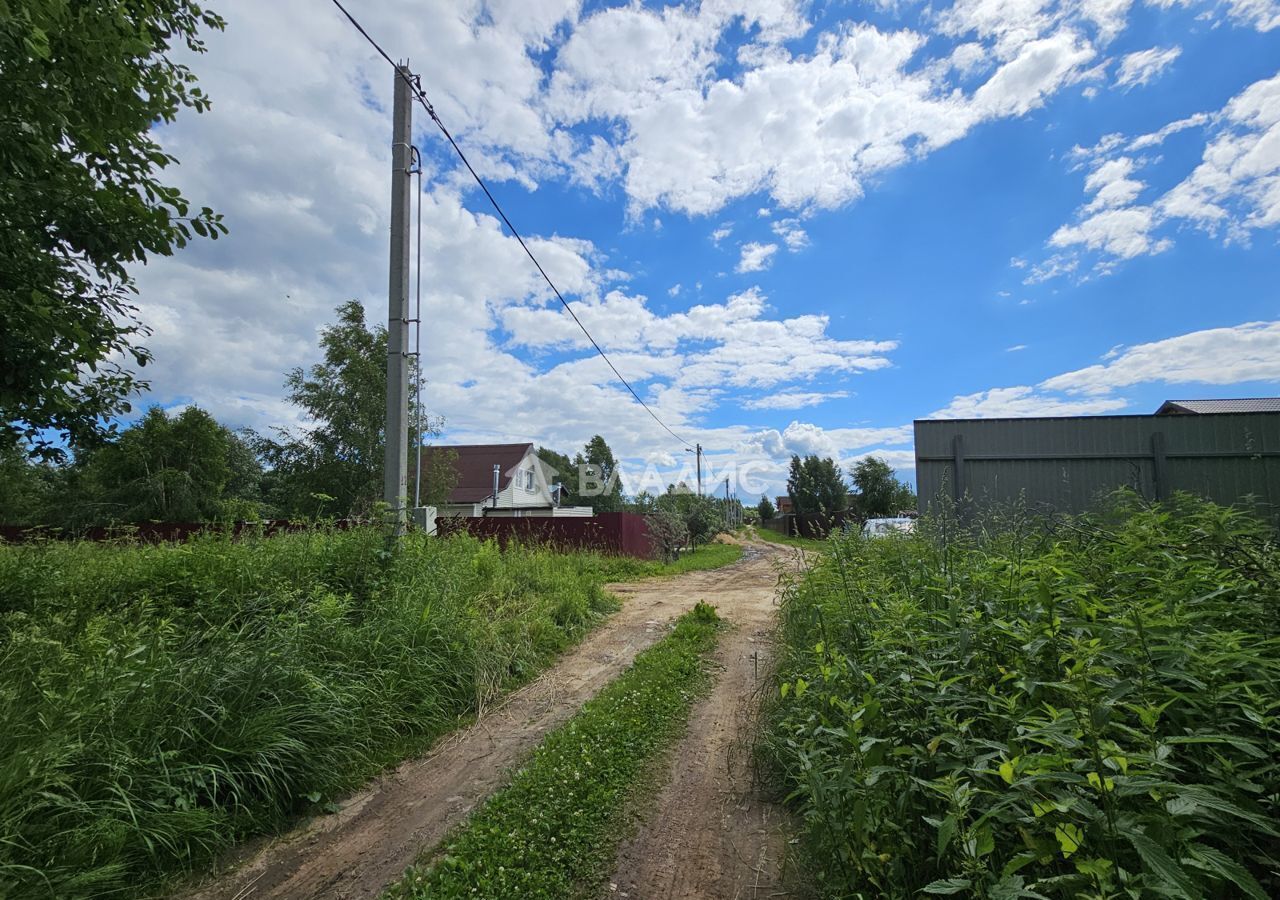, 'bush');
765,493,1280,898
0,528,622,898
